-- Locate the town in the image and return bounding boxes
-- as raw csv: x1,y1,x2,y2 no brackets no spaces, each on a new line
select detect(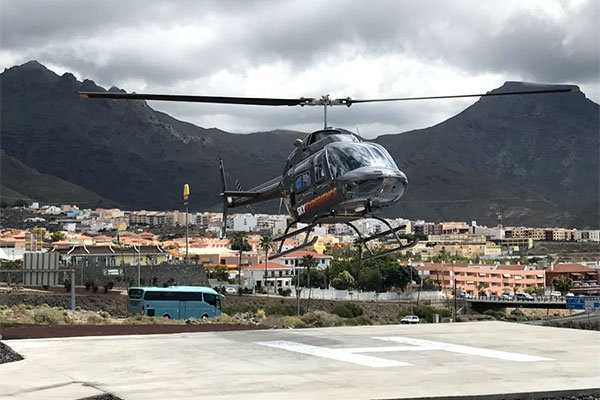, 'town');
1,202,598,299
